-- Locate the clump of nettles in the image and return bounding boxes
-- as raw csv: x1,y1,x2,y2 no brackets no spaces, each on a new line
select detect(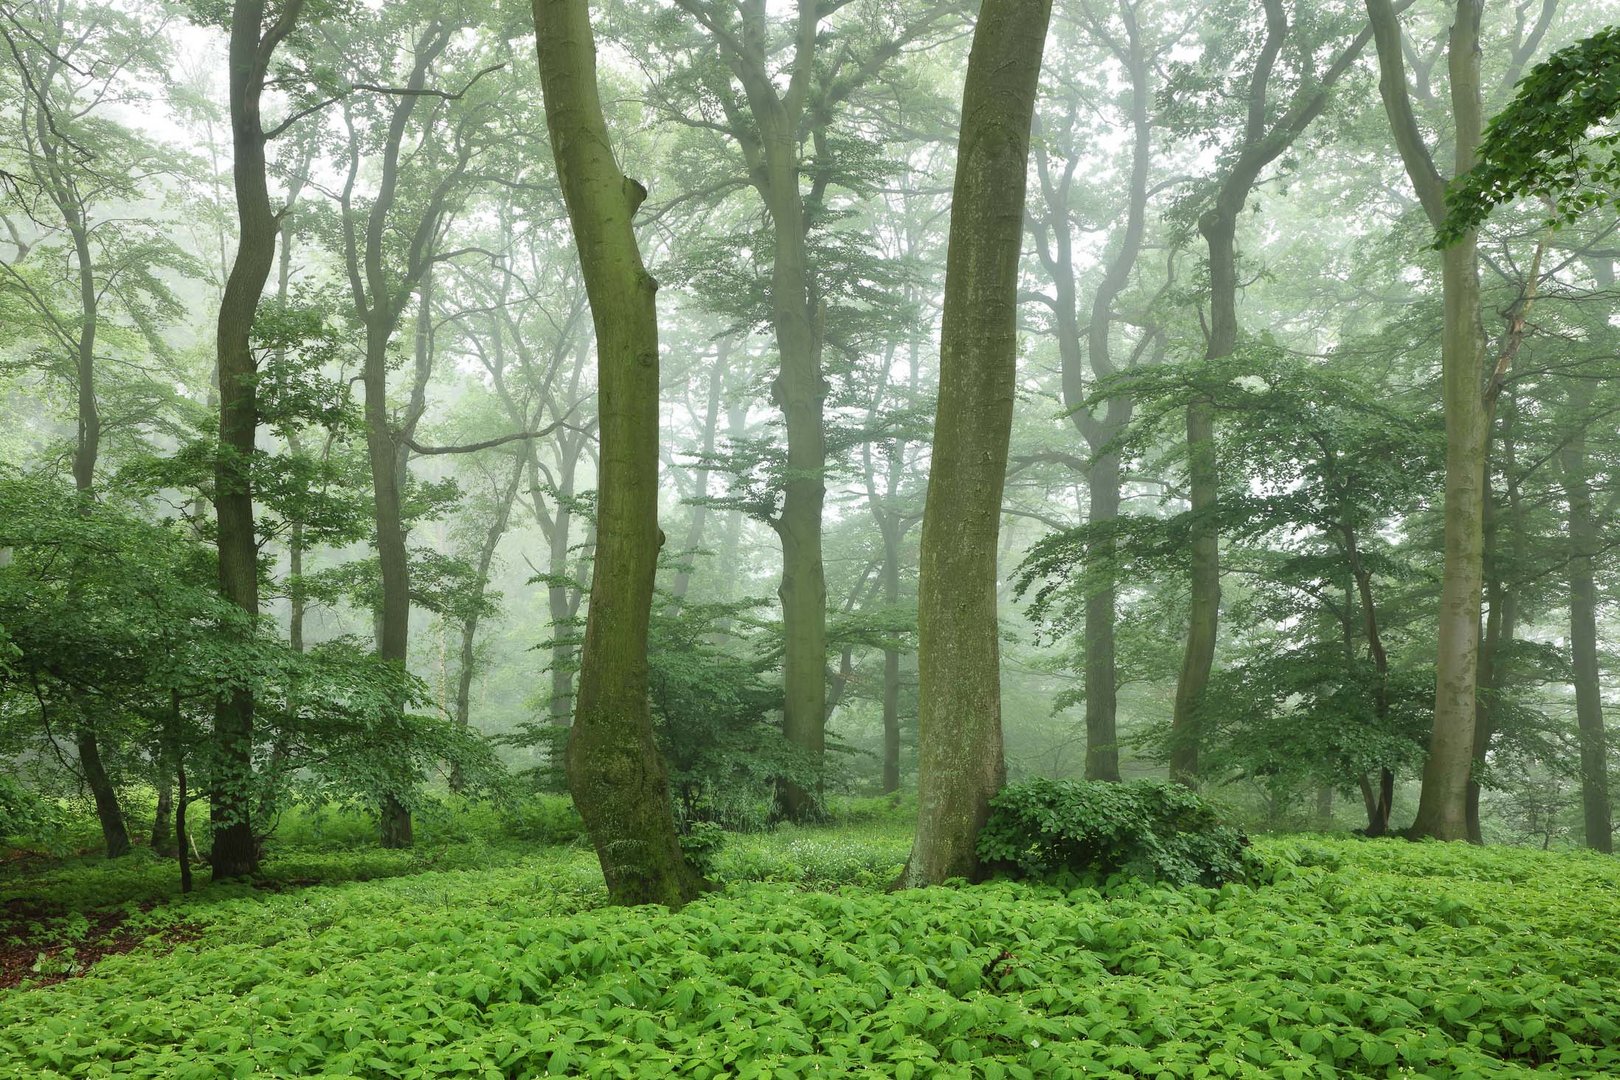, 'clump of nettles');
977,778,1258,888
